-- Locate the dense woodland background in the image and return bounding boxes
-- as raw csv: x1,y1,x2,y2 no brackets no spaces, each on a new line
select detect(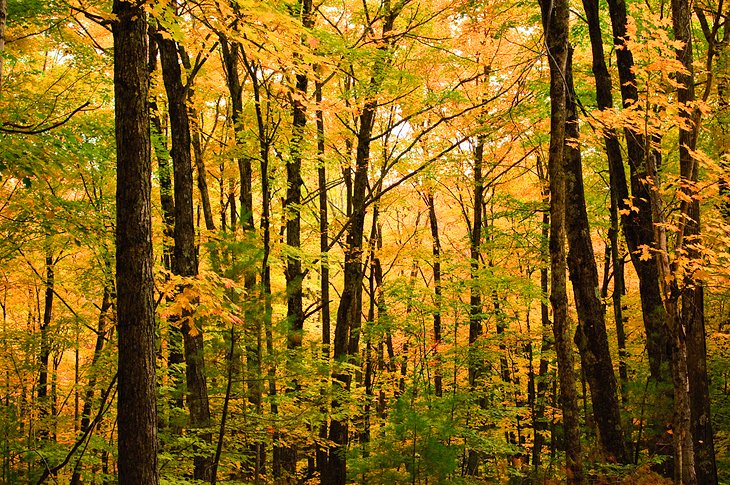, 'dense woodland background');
1,0,730,482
